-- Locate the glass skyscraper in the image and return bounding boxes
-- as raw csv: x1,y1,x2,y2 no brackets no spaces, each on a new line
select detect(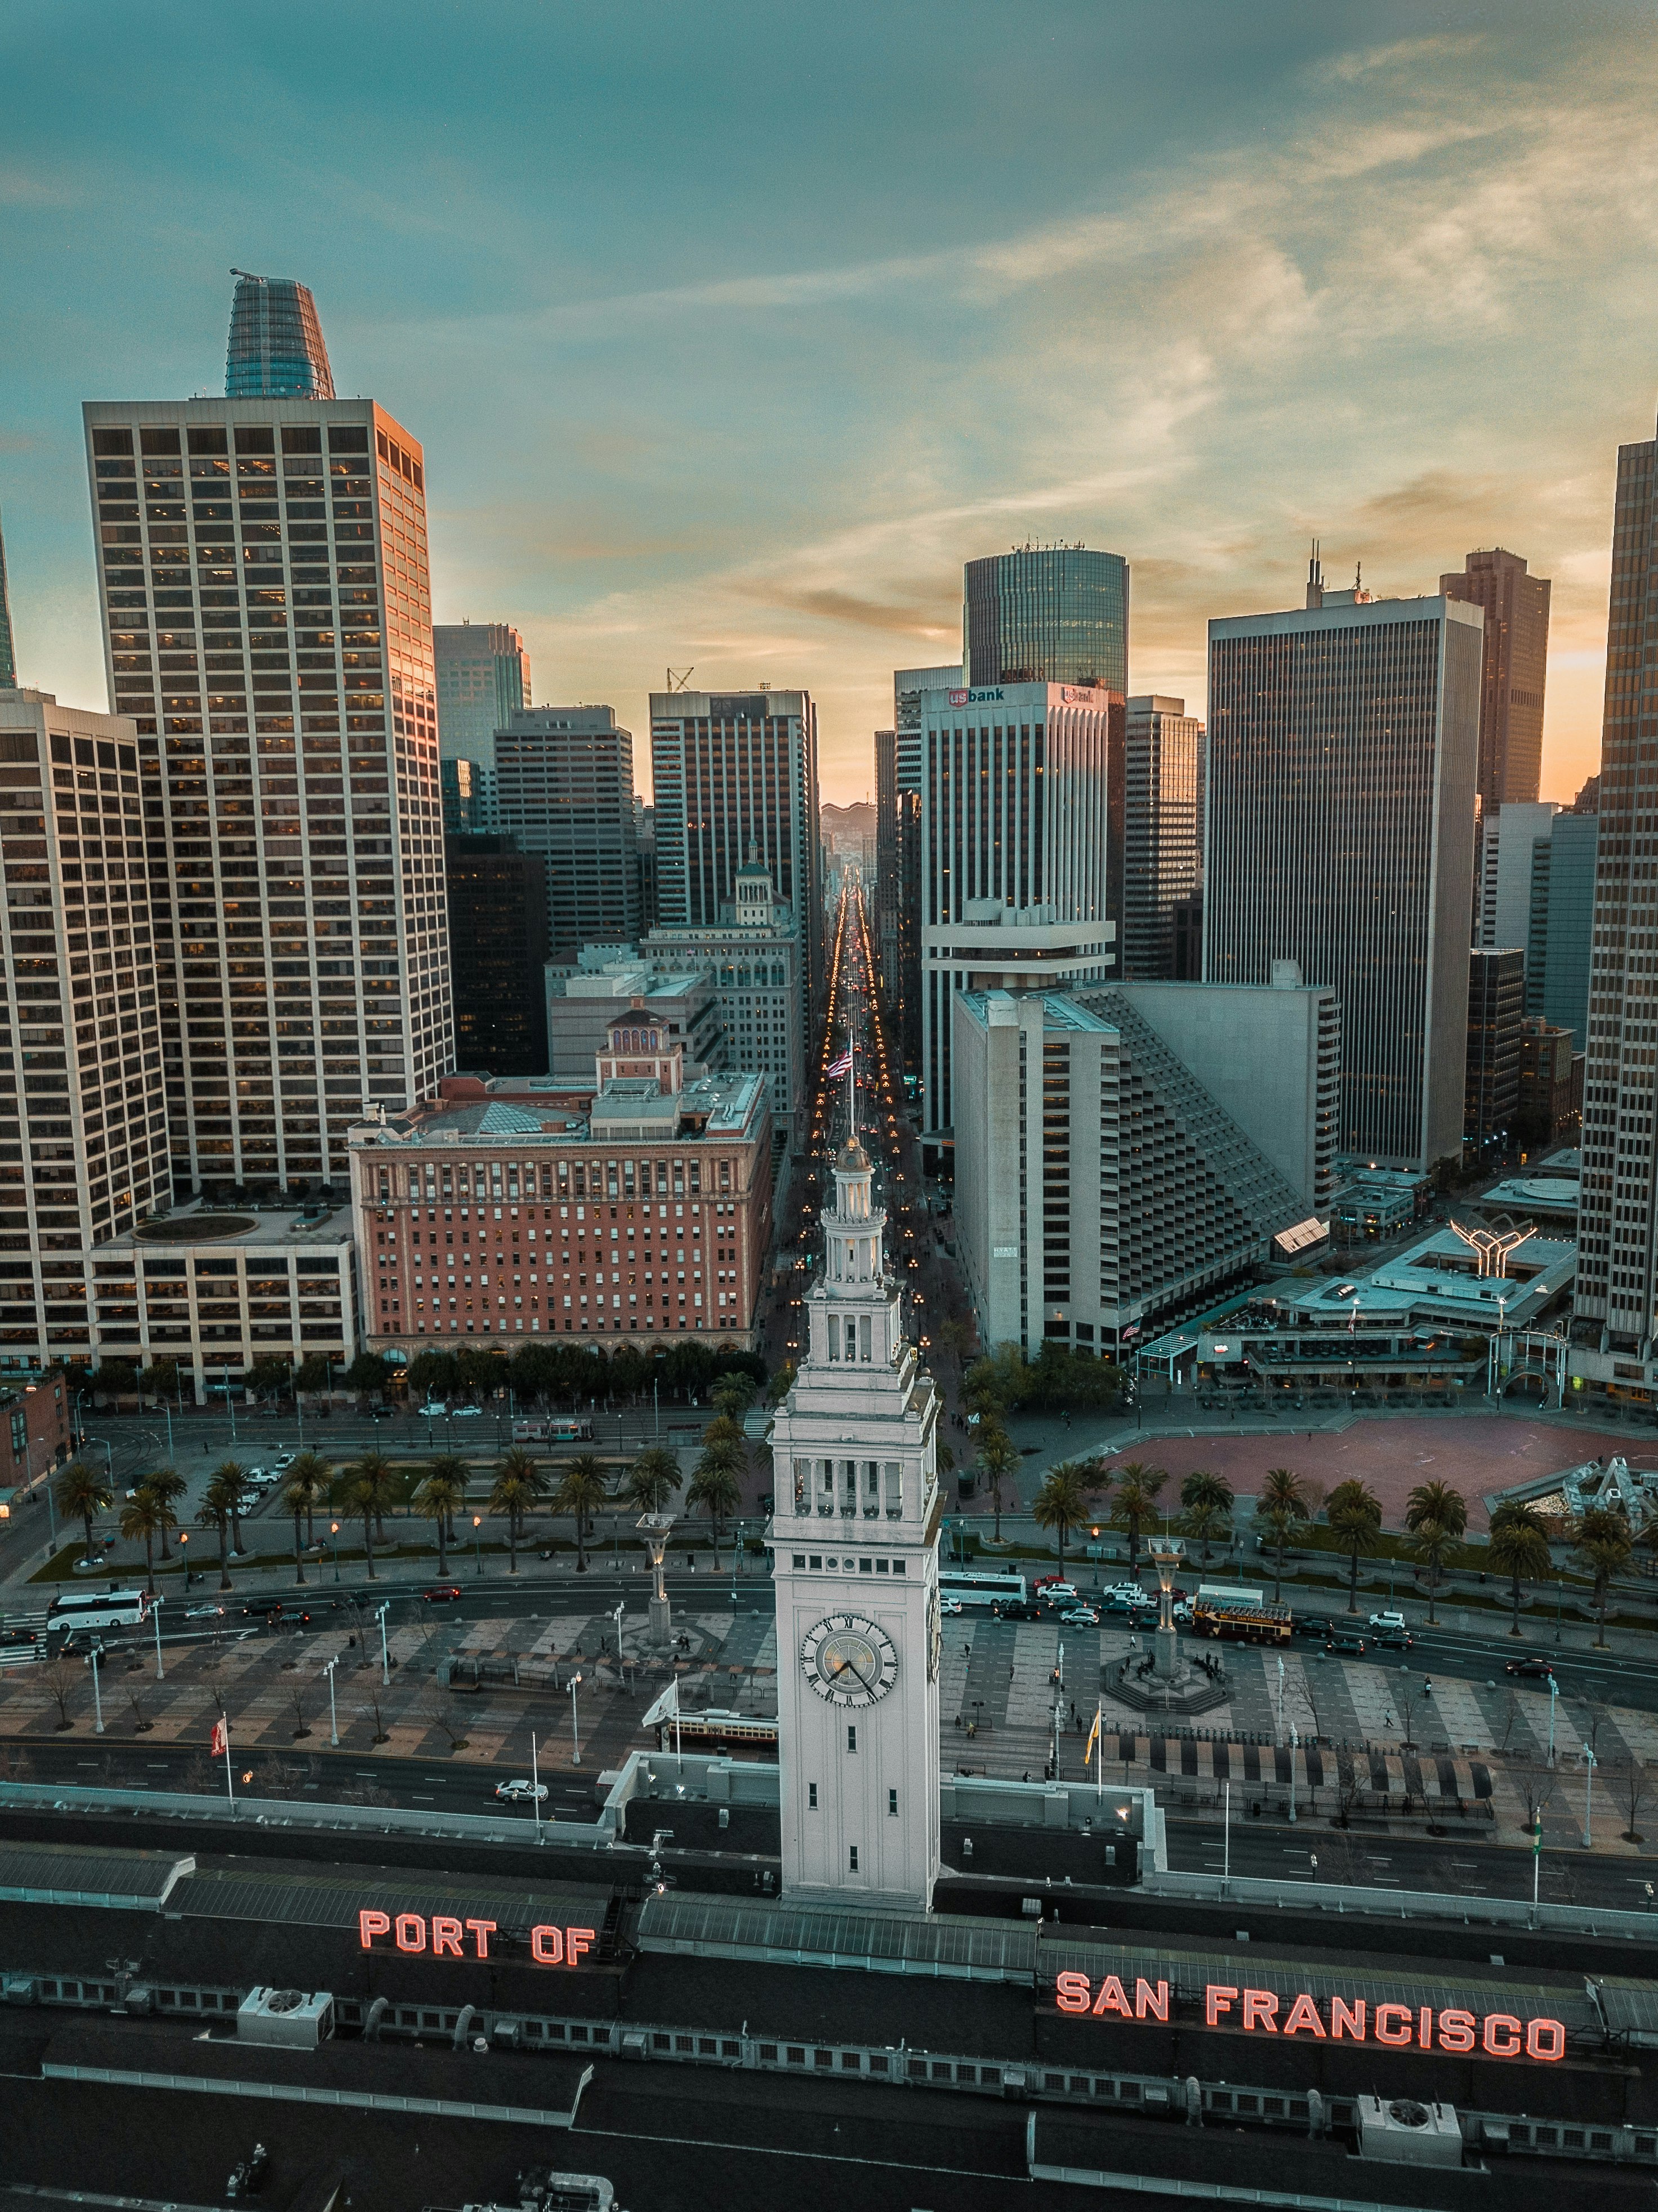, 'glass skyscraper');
434,620,532,832
962,546,1128,693
225,273,336,400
